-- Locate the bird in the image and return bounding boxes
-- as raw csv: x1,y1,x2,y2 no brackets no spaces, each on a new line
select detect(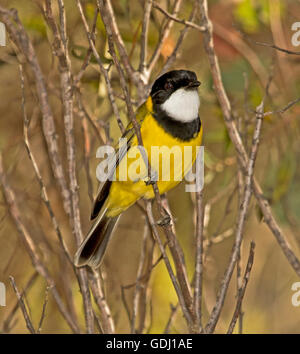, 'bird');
74,69,202,269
